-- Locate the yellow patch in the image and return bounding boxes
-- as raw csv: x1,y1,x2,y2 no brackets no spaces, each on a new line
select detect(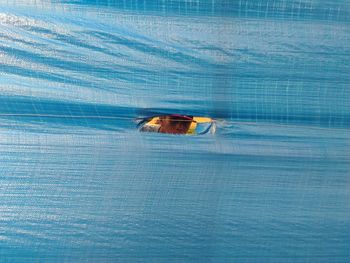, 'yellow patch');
144,116,214,135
